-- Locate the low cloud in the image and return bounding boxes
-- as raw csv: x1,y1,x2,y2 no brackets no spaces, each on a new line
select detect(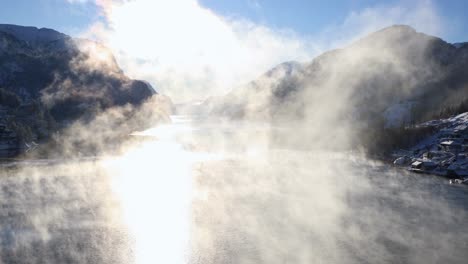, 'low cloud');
317,0,444,49
80,0,318,102
78,0,445,103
